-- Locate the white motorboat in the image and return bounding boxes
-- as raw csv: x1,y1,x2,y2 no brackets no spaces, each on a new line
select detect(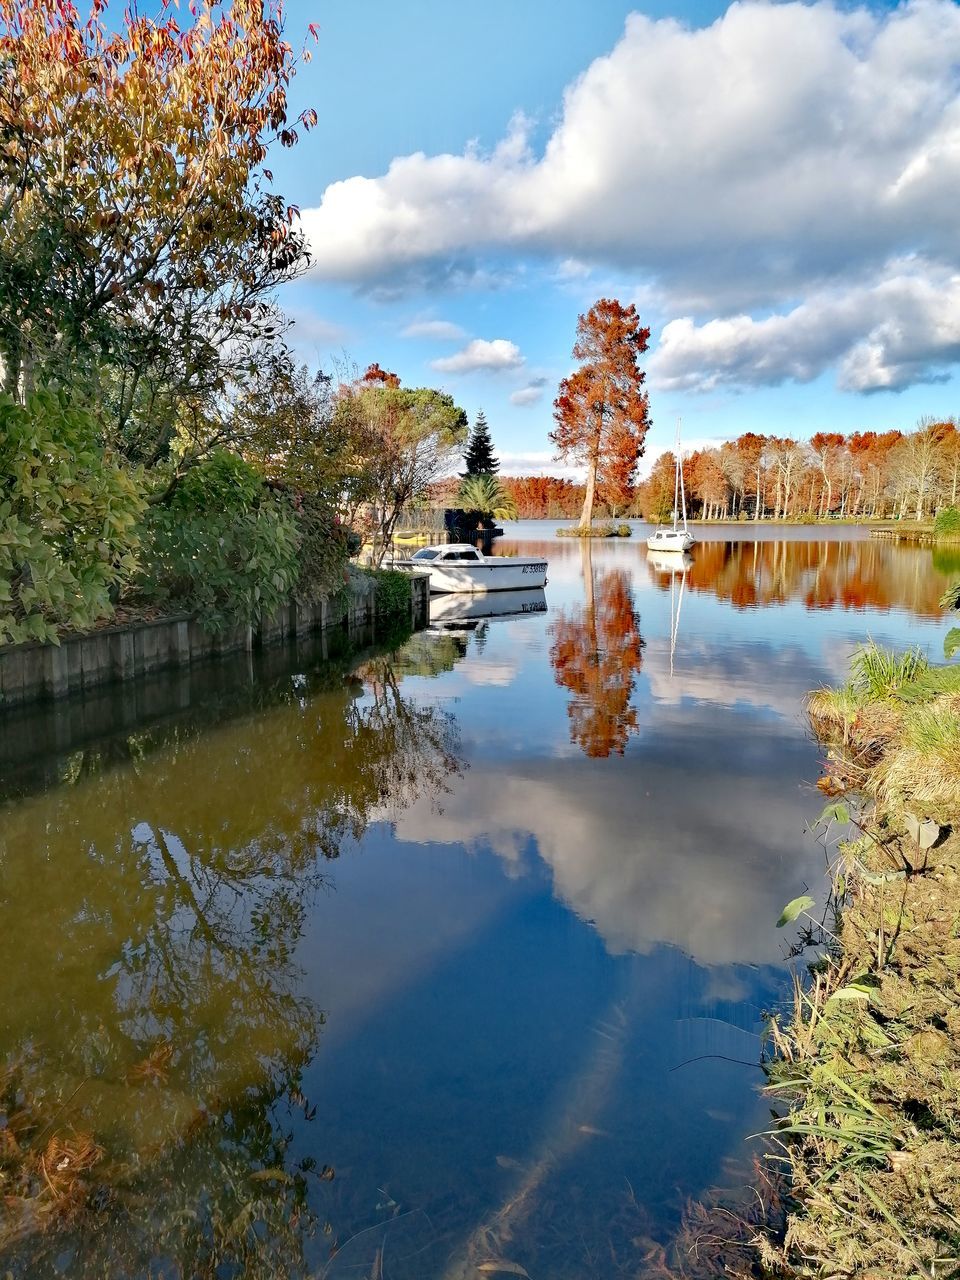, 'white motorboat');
398,544,548,594
648,418,696,553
